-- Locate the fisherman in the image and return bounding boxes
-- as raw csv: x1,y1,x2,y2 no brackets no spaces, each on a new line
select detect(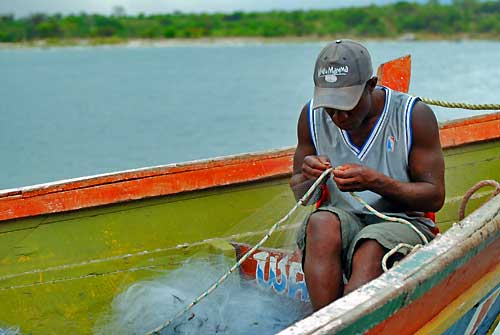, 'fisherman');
290,39,445,311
